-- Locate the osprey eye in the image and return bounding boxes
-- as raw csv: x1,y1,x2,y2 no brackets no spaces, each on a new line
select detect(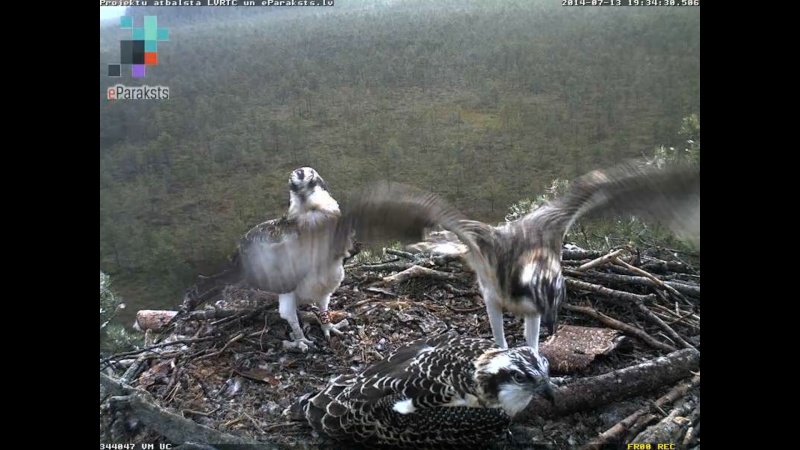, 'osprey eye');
512,373,526,384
